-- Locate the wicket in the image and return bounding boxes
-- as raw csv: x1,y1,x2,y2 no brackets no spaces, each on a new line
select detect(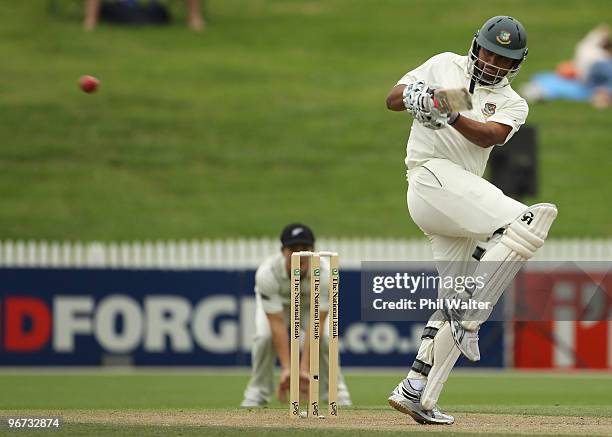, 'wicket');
290,251,340,419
